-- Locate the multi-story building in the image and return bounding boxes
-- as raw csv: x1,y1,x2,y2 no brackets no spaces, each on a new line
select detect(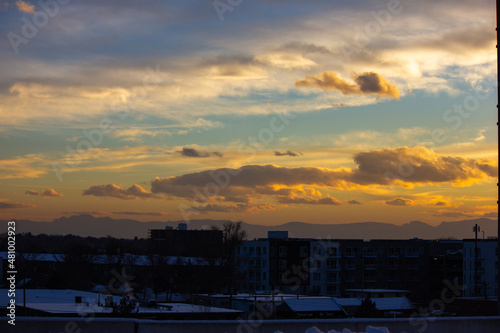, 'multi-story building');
238,233,342,296
463,238,498,298
238,235,465,303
